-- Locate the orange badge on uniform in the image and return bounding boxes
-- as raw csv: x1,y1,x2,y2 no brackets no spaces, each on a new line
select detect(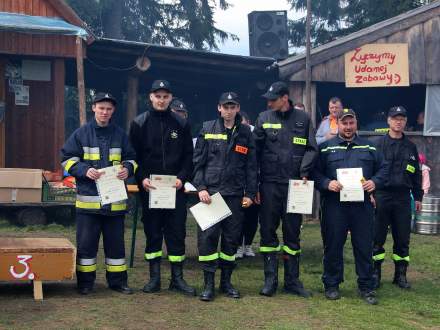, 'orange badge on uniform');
235,145,248,155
